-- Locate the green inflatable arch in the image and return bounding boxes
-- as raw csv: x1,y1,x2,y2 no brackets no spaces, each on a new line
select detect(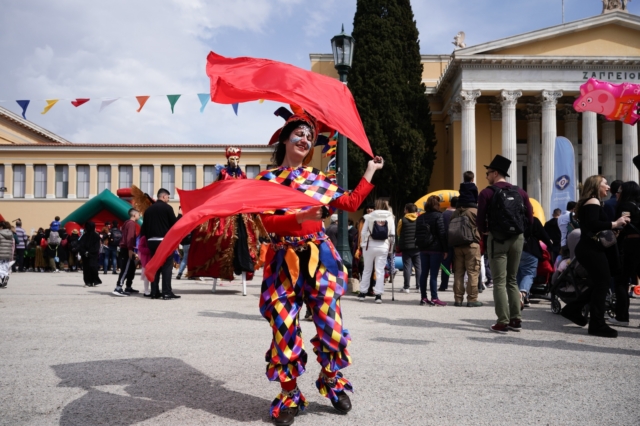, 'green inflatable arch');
61,189,143,226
